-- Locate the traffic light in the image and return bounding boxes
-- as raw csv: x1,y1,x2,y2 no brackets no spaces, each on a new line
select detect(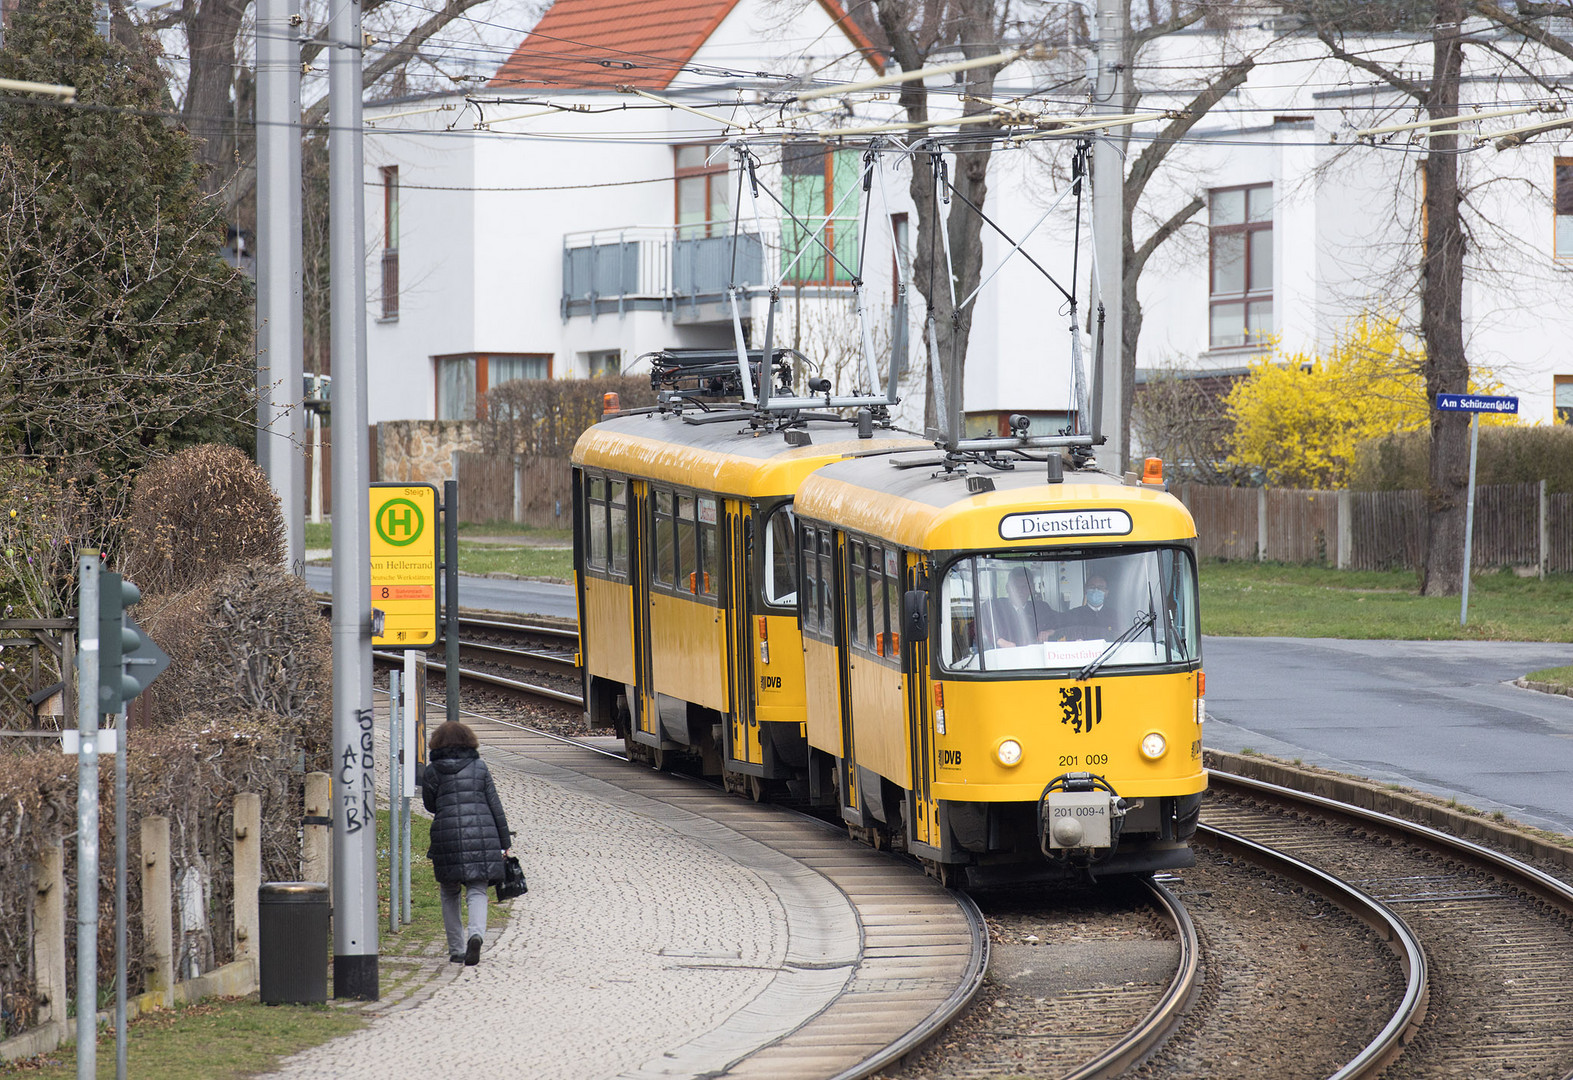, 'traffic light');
97,573,169,714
